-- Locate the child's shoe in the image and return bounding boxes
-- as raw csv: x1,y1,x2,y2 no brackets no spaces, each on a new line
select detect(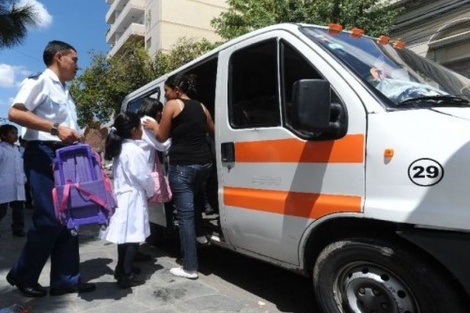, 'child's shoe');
117,274,144,289
113,266,141,281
